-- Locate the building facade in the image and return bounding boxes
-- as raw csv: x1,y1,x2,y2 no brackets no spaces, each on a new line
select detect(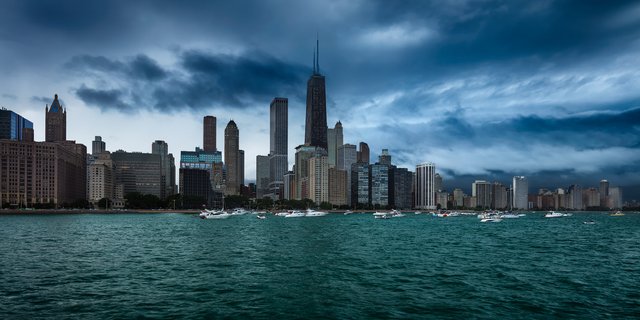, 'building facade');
45,94,66,142
393,167,413,209
0,109,33,141
308,155,329,205
111,151,162,198
512,176,528,209
328,167,347,206
305,42,328,150
415,162,436,210
256,155,270,199
203,116,217,152
224,120,240,195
